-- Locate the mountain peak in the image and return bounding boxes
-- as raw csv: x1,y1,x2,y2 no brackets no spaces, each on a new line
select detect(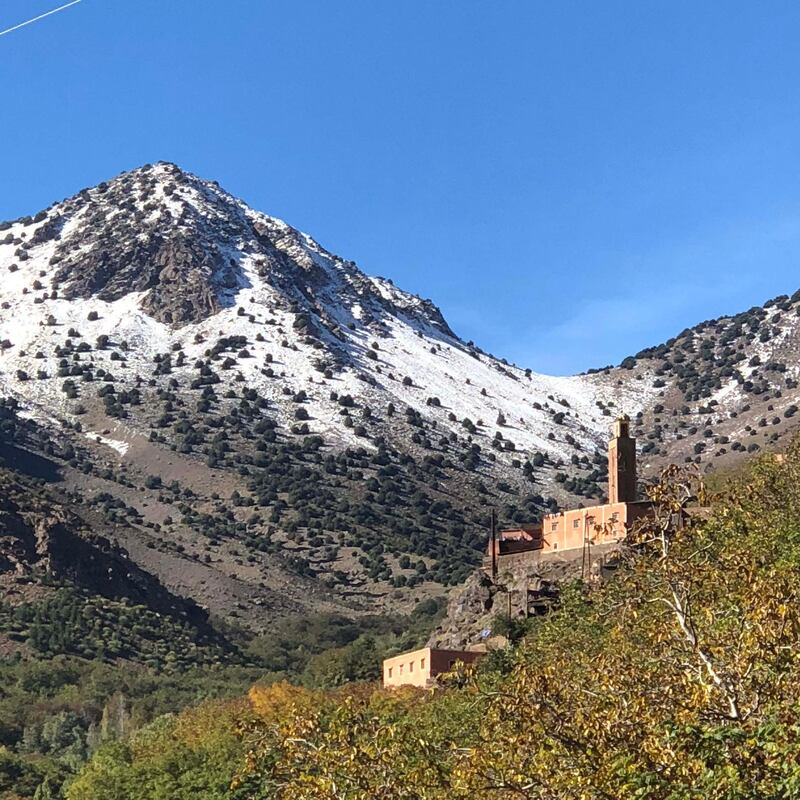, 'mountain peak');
0,165,454,335
0,165,629,477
